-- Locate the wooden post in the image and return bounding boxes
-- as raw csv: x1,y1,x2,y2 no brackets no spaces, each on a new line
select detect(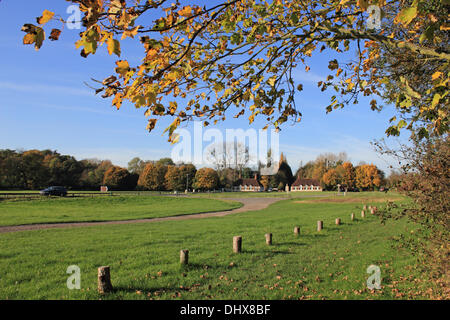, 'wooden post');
317,221,323,231
233,236,242,253
294,226,300,236
265,233,272,245
335,218,341,225
97,266,113,294
361,210,365,218
180,250,189,265
351,213,355,221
